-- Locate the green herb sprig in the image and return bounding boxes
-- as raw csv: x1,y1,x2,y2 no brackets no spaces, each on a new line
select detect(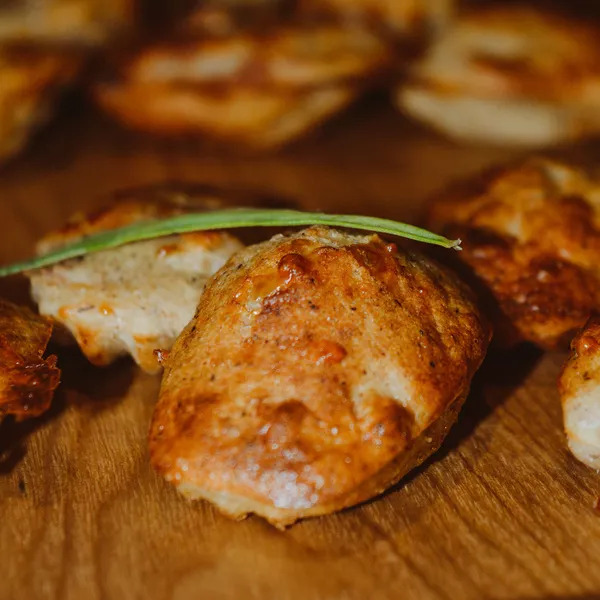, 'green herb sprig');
0,209,460,277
